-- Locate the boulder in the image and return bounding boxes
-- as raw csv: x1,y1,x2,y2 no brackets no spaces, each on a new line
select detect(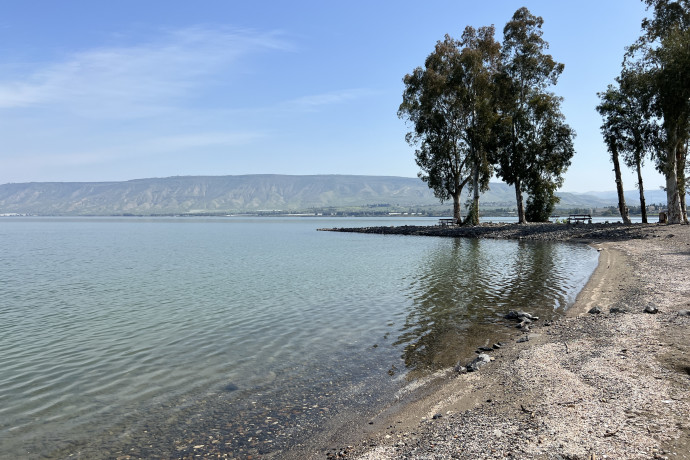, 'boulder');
467,354,491,372
504,310,539,321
